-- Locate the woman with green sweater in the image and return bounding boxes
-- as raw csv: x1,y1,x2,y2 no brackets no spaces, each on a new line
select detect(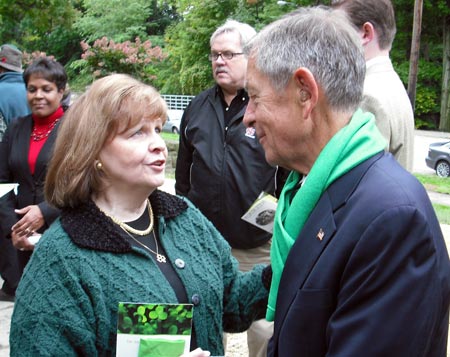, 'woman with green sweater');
9,74,270,357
